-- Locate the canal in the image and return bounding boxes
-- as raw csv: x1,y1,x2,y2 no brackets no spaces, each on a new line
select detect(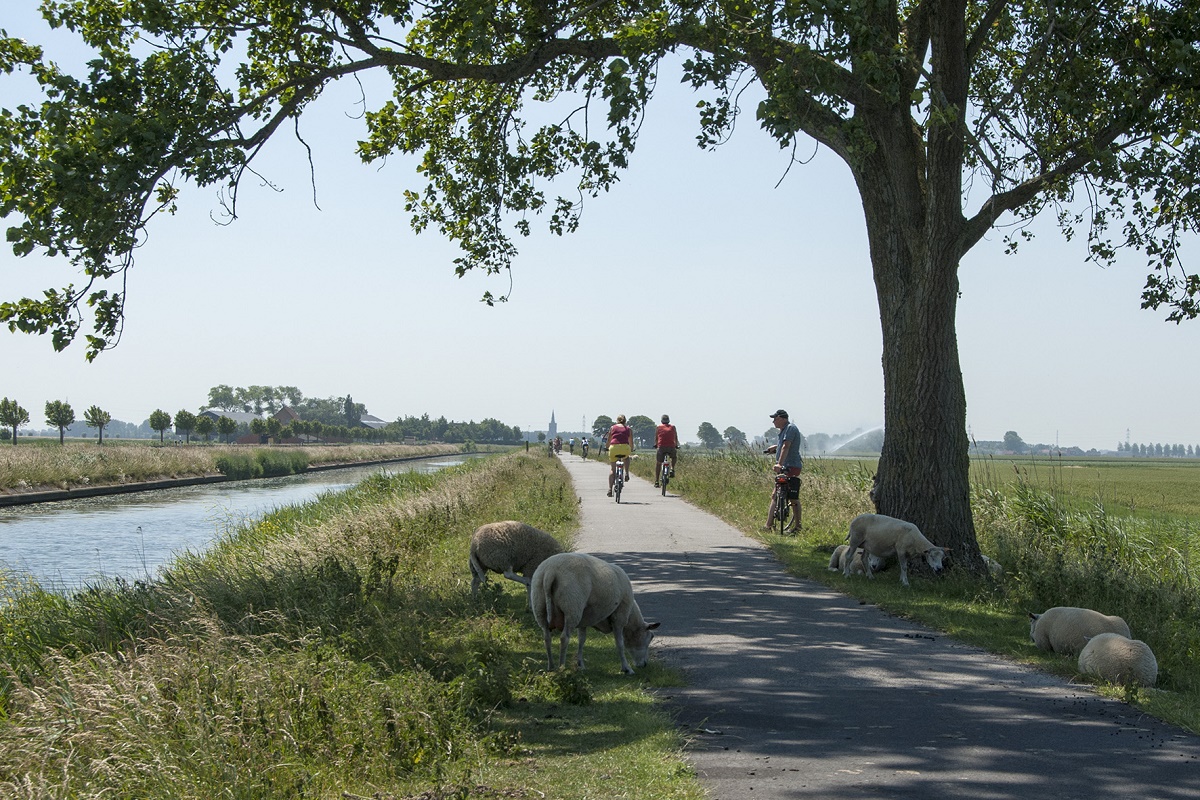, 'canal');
0,456,470,591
